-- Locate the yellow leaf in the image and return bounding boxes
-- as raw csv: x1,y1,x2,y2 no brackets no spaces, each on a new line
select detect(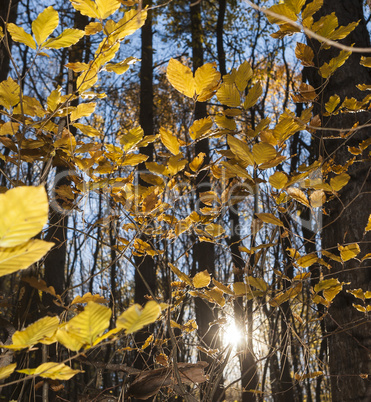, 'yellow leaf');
0,186,49,247
193,270,211,288
32,6,59,46
252,142,276,164
205,287,225,306
70,0,100,19
18,362,82,380
194,62,220,101
286,0,306,15
255,213,284,227
287,187,310,207
121,153,148,167
71,292,109,304
235,61,253,92
269,171,288,189
189,152,205,172
0,240,54,277
215,115,236,130
106,56,139,74
319,50,351,79
169,263,192,286
7,23,36,49
70,102,96,121
221,161,253,180
96,0,121,19
6,316,59,350
43,28,85,49
310,190,326,207
295,42,314,66
0,121,20,136
365,215,371,232
233,282,253,298
269,283,302,307
325,94,340,114
47,86,62,111
85,21,103,35
189,117,213,140
160,127,180,155
66,301,111,346
296,253,318,268
330,173,350,192
267,3,297,25
56,324,85,351
141,334,154,349
205,223,225,237
110,9,147,41
73,123,102,137
0,77,20,109
116,300,161,334
243,82,262,110
338,243,360,261
0,363,16,380
302,0,323,20
216,83,240,107
167,154,187,176
166,58,195,98
212,278,234,295
227,135,254,165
